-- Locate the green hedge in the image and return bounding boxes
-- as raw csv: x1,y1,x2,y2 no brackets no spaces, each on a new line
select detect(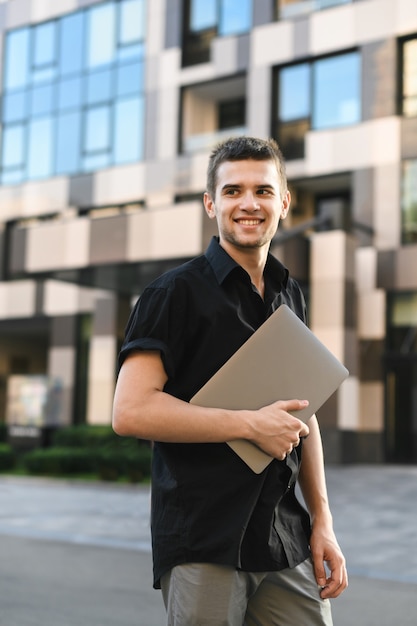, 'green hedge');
20,425,152,483
0,443,15,471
